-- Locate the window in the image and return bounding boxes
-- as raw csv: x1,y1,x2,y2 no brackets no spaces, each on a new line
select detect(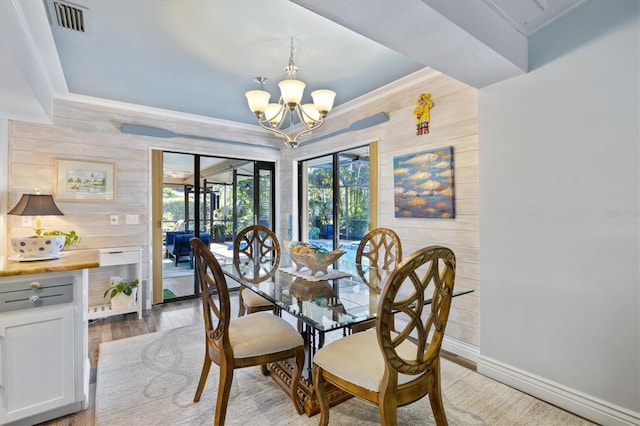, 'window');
298,145,371,260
